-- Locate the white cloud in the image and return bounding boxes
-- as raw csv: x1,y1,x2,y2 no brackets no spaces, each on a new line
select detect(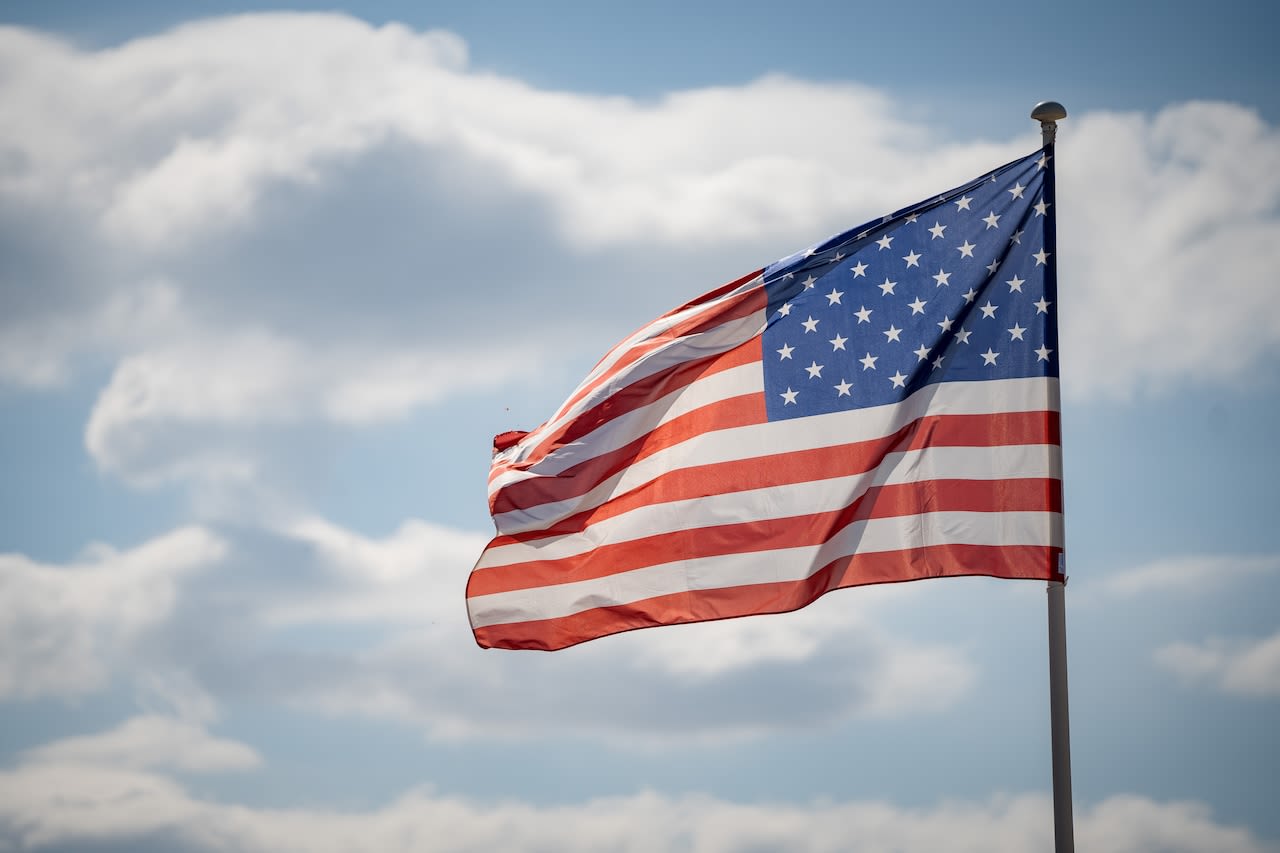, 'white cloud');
0,755,1271,853
1156,631,1280,697
3,12,1278,424
0,527,226,699
1088,553,1280,599
1059,103,1280,399
93,516,971,744
21,715,261,774
83,327,541,485
265,516,489,626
